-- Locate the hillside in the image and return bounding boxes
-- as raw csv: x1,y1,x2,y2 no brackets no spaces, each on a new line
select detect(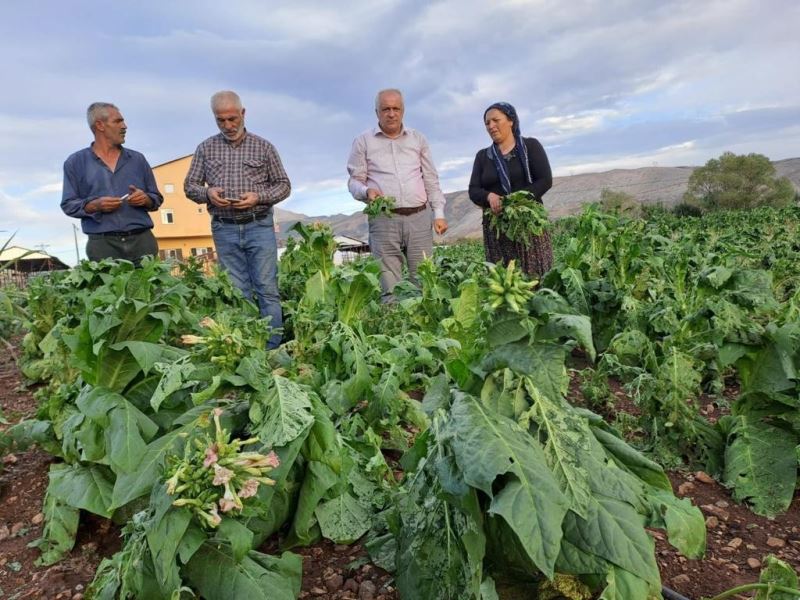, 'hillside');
275,157,800,243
